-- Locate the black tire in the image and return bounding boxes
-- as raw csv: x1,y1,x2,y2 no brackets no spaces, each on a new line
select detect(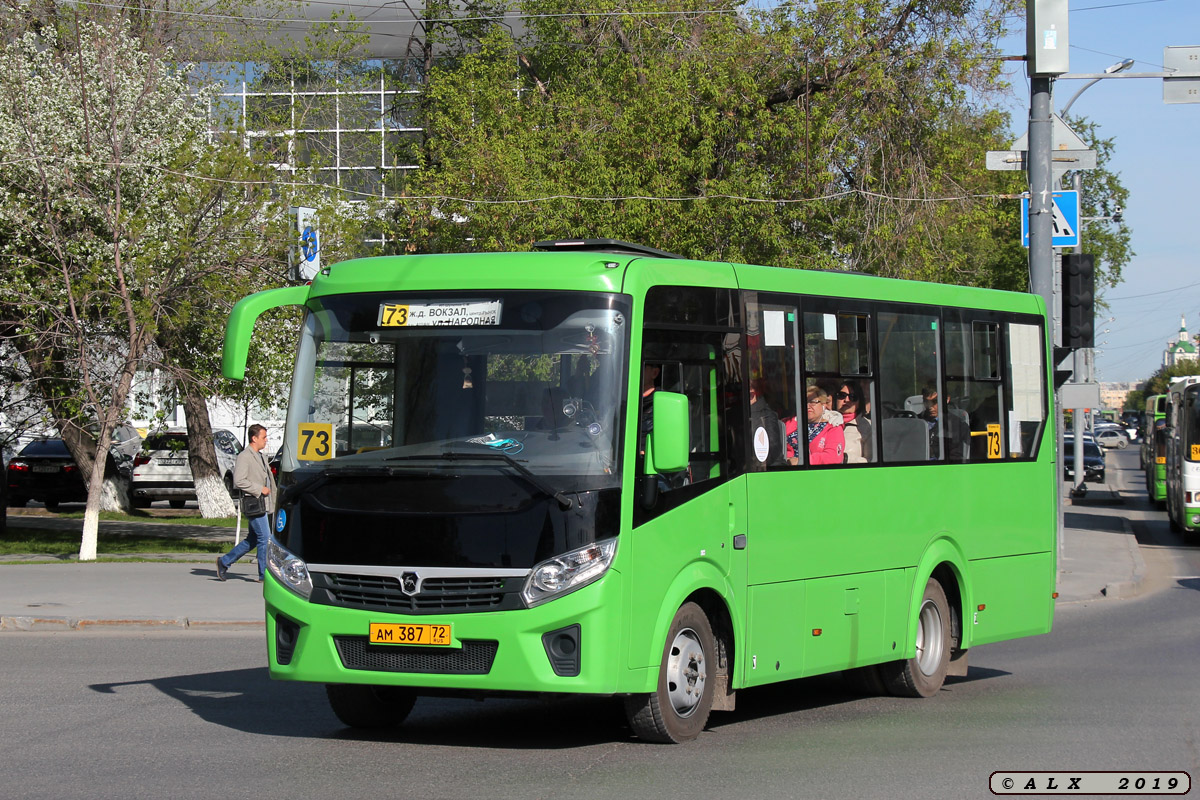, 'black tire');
878,578,951,698
224,473,236,499
8,496,28,508
132,497,151,509
1169,500,1183,533
325,684,416,729
624,601,716,743
843,664,888,696
168,499,186,509
43,499,59,510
